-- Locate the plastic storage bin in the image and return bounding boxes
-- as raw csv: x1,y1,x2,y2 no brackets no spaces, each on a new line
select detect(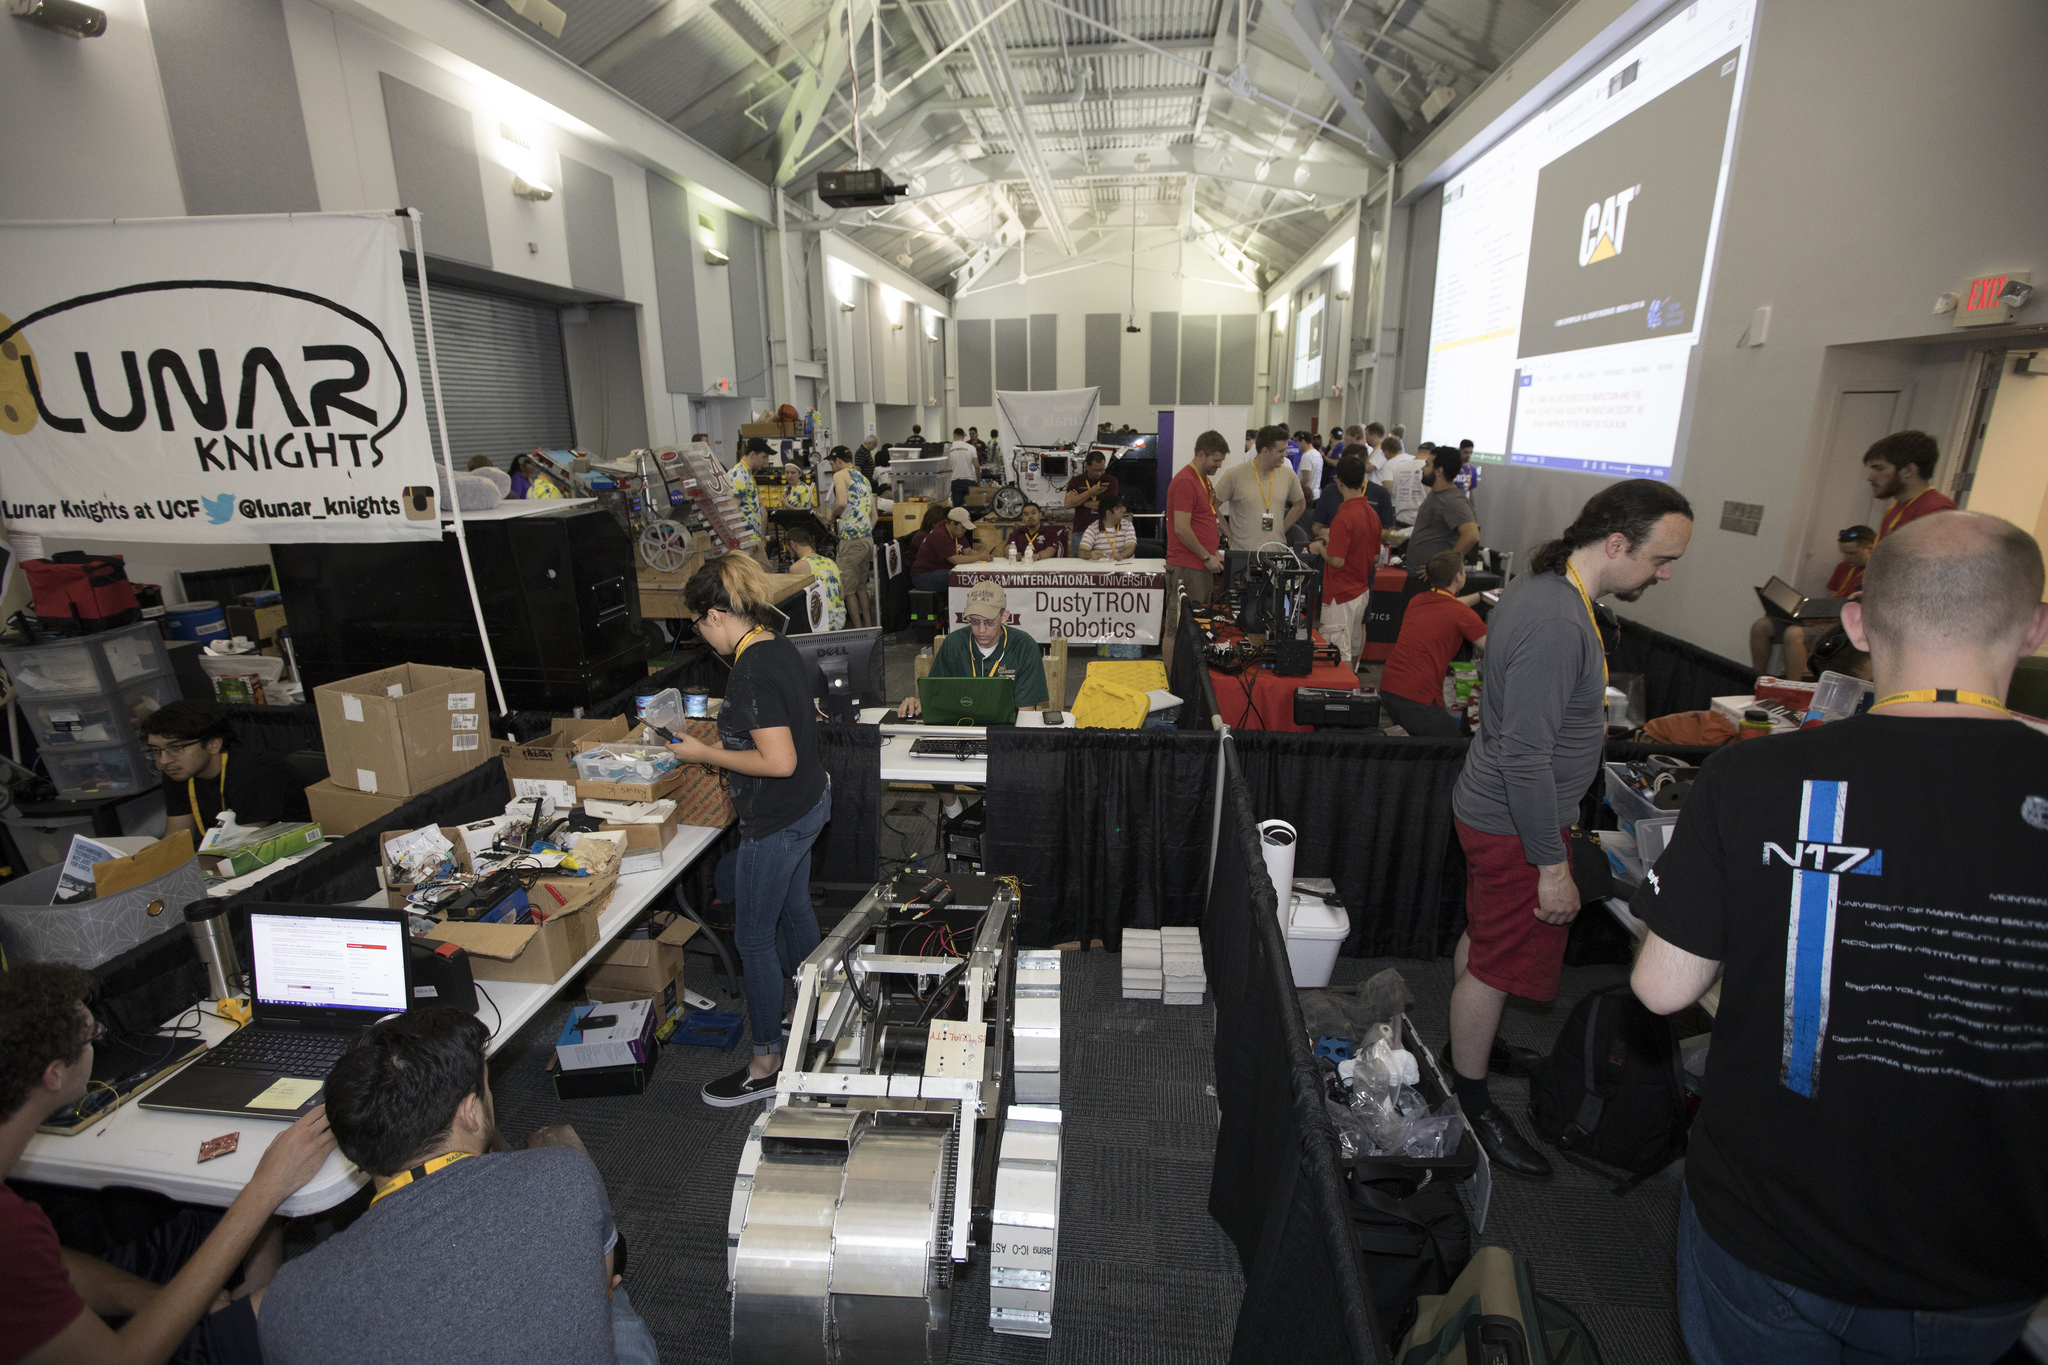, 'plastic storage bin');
27,676,175,749
41,744,147,799
1284,893,1351,988
1,813,96,872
